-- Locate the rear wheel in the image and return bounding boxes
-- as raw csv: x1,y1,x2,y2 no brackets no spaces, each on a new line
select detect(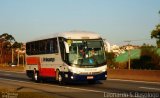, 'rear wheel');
33,70,40,82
